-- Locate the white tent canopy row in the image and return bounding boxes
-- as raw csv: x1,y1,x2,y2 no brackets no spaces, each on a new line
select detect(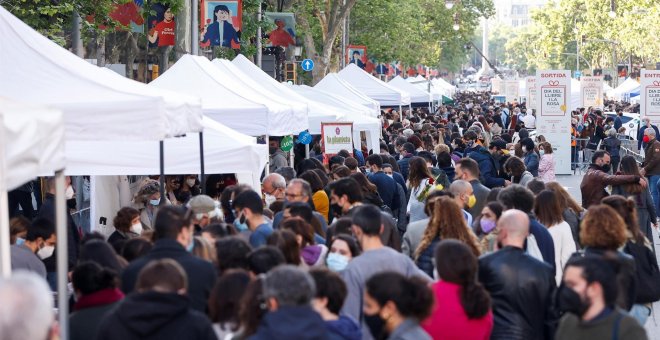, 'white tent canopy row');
404,77,451,100
388,76,432,104
606,78,640,100
338,64,411,107
0,6,202,141
288,85,382,152
315,73,381,117
211,58,309,135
